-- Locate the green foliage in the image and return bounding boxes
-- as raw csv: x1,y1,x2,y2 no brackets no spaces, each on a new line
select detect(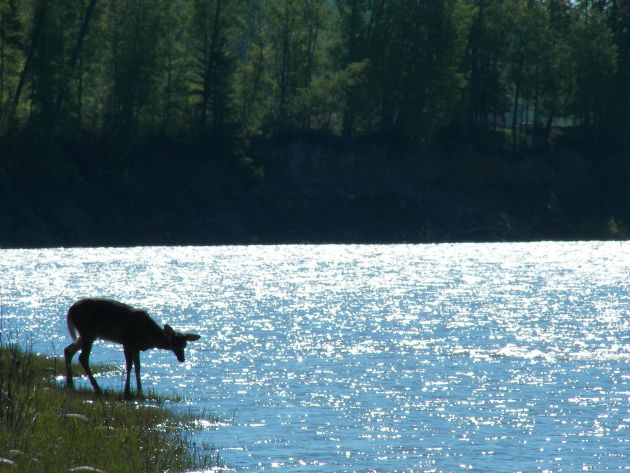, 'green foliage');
104,0,163,136
566,2,618,140
190,0,239,135
155,0,193,136
465,0,512,129
260,0,333,130
606,216,625,238
295,59,368,132
0,337,218,472
238,155,265,181
233,3,276,135
0,0,628,152
0,0,24,130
